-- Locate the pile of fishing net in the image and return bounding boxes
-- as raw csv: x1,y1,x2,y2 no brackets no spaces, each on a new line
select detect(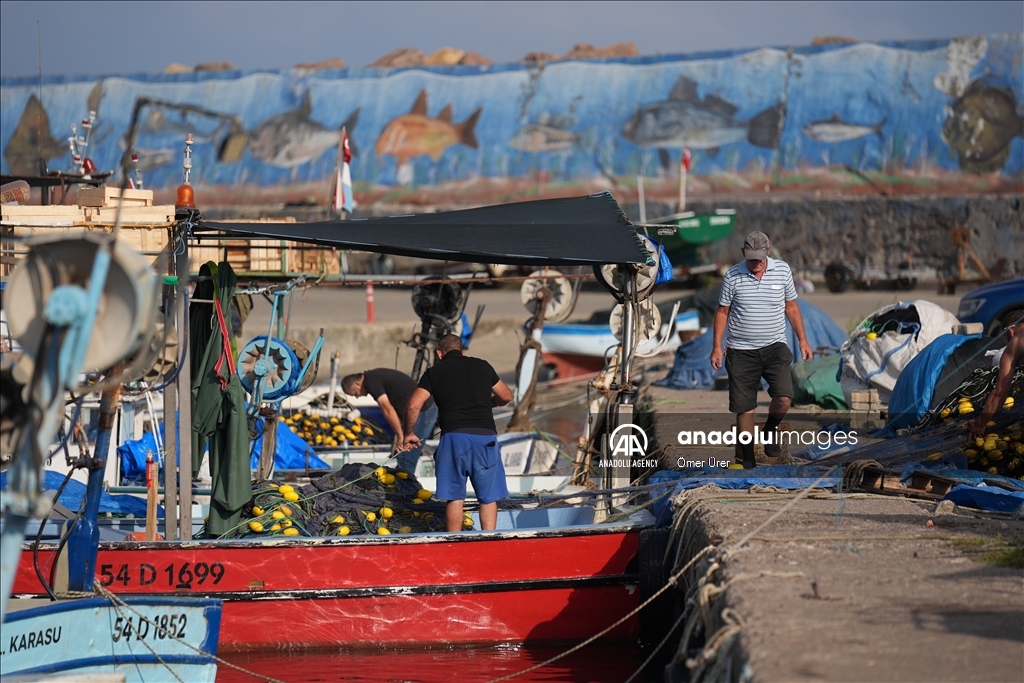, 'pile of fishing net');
917,365,1023,478
220,463,472,538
